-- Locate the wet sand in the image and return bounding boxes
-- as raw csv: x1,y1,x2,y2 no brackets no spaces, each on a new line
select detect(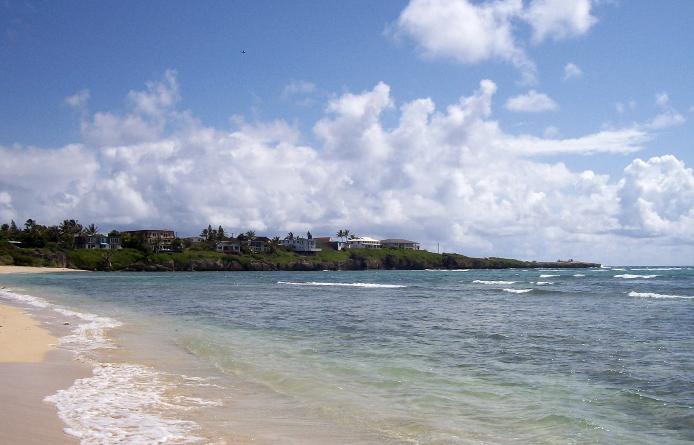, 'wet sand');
0,303,89,444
